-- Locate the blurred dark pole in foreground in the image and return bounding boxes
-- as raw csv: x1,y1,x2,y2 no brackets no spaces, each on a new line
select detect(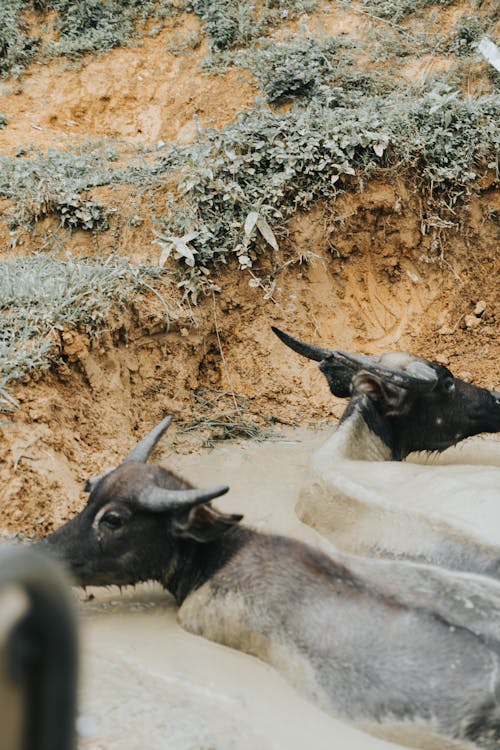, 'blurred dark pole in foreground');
0,544,78,750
